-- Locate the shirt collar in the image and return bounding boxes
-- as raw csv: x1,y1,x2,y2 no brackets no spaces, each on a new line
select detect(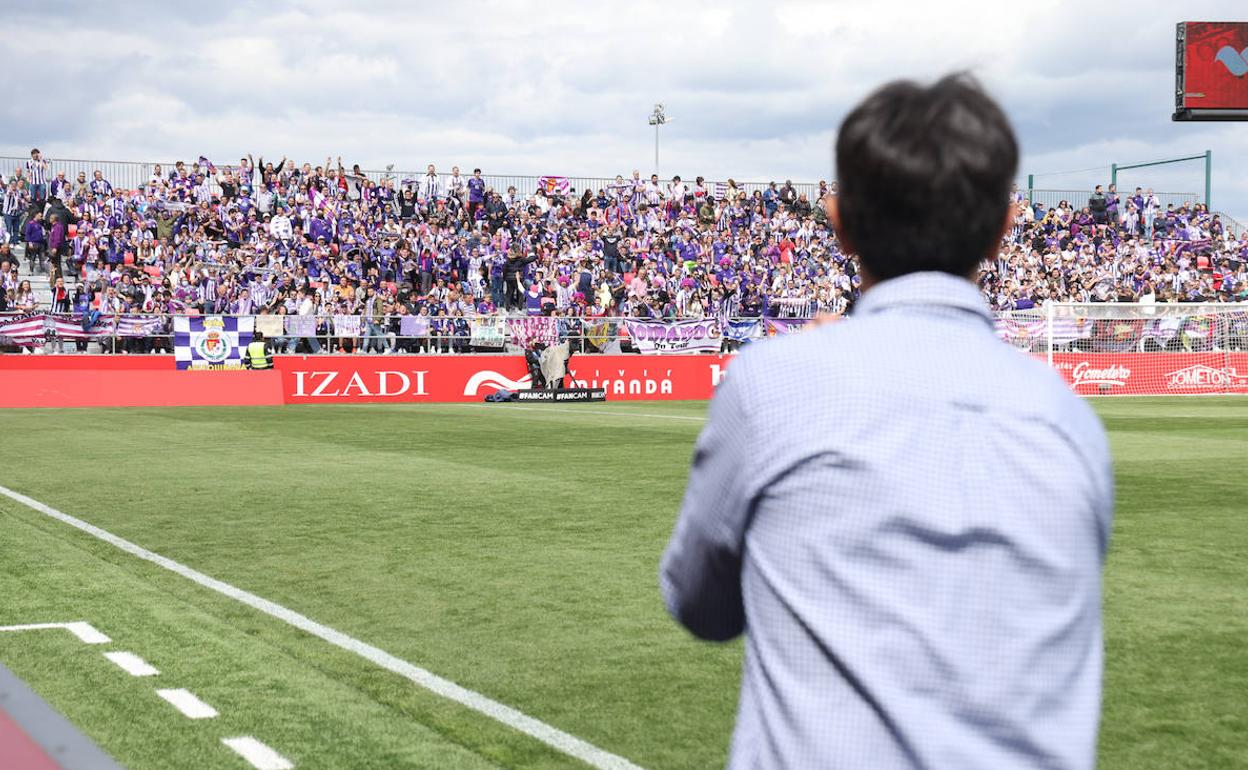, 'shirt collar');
853,271,992,326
